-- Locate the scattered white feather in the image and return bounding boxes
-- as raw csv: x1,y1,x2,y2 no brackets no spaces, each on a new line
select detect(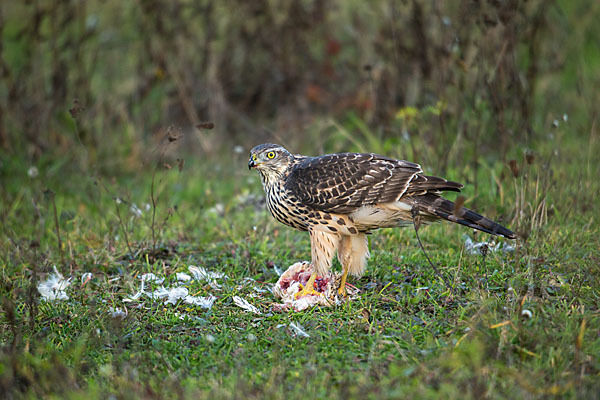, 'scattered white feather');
253,286,269,294
184,294,216,308
124,279,146,302
173,312,209,322
188,265,226,289
289,322,310,338
189,265,226,280
502,243,516,253
153,287,189,304
205,334,216,343
38,266,71,301
176,272,191,282
276,323,311,338
124,280,216,309
464,235,515,255
109,307,127,320
241,277,256,285
233,296,262,314
141,273,164,284
130,203,143,217
207,203,224,215
28,166,39,178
